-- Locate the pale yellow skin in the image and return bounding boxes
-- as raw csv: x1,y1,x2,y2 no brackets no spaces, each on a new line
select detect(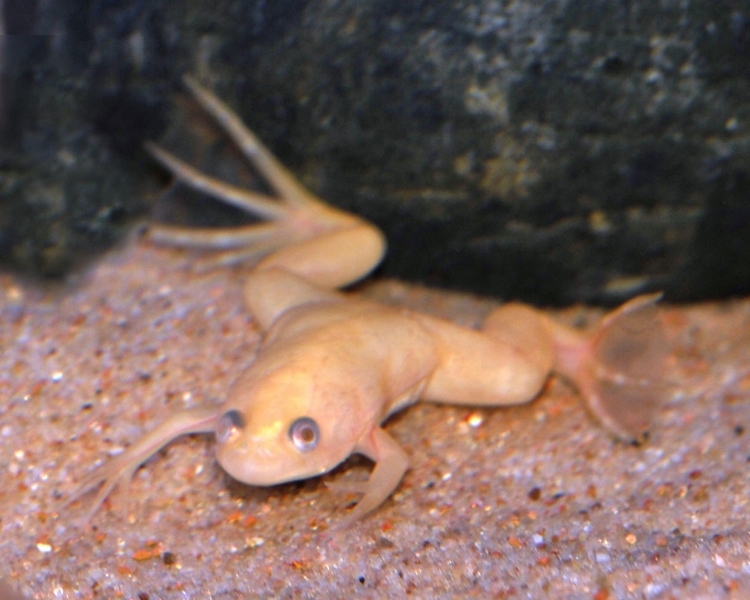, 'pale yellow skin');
71,77,669,521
